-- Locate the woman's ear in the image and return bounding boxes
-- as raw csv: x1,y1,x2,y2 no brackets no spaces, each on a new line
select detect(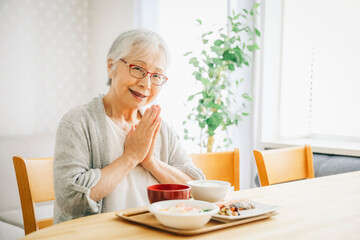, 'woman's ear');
107,59,113,78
